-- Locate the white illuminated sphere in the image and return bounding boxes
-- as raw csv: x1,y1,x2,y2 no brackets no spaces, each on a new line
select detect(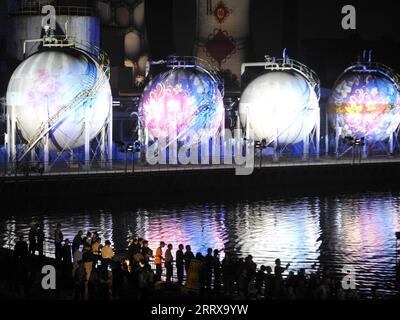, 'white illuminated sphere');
6,49,112,151
239,72,319,145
